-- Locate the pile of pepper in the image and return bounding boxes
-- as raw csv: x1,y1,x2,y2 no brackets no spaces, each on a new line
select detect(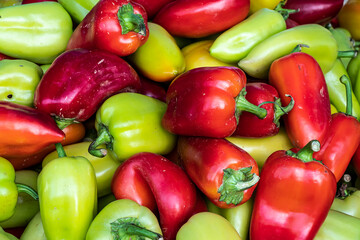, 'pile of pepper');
1,0,360,239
